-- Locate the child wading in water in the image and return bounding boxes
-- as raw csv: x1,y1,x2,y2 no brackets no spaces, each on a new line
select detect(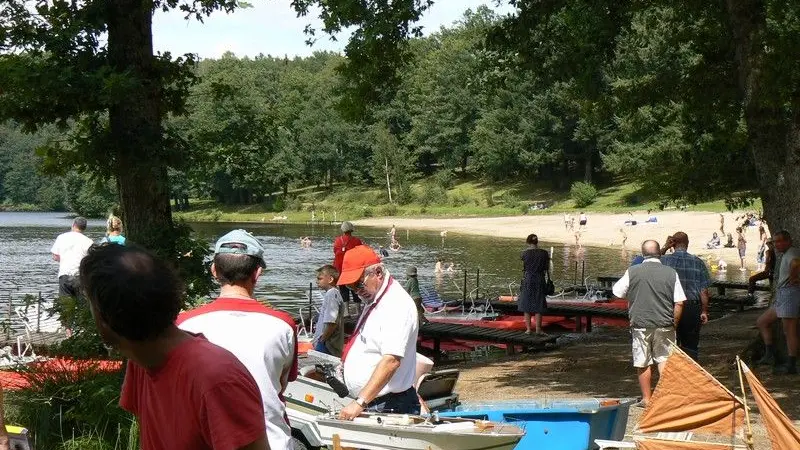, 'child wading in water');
313,265,345,356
